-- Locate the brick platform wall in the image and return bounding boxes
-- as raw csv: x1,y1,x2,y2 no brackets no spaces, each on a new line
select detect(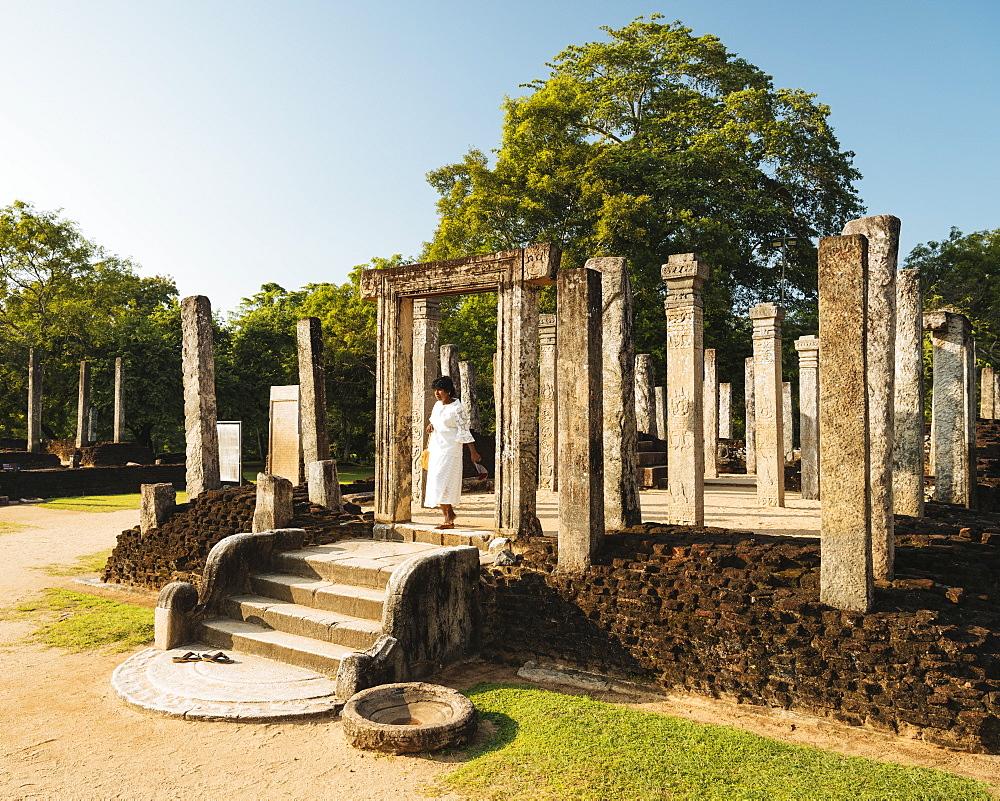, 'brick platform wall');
0,464,185,500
